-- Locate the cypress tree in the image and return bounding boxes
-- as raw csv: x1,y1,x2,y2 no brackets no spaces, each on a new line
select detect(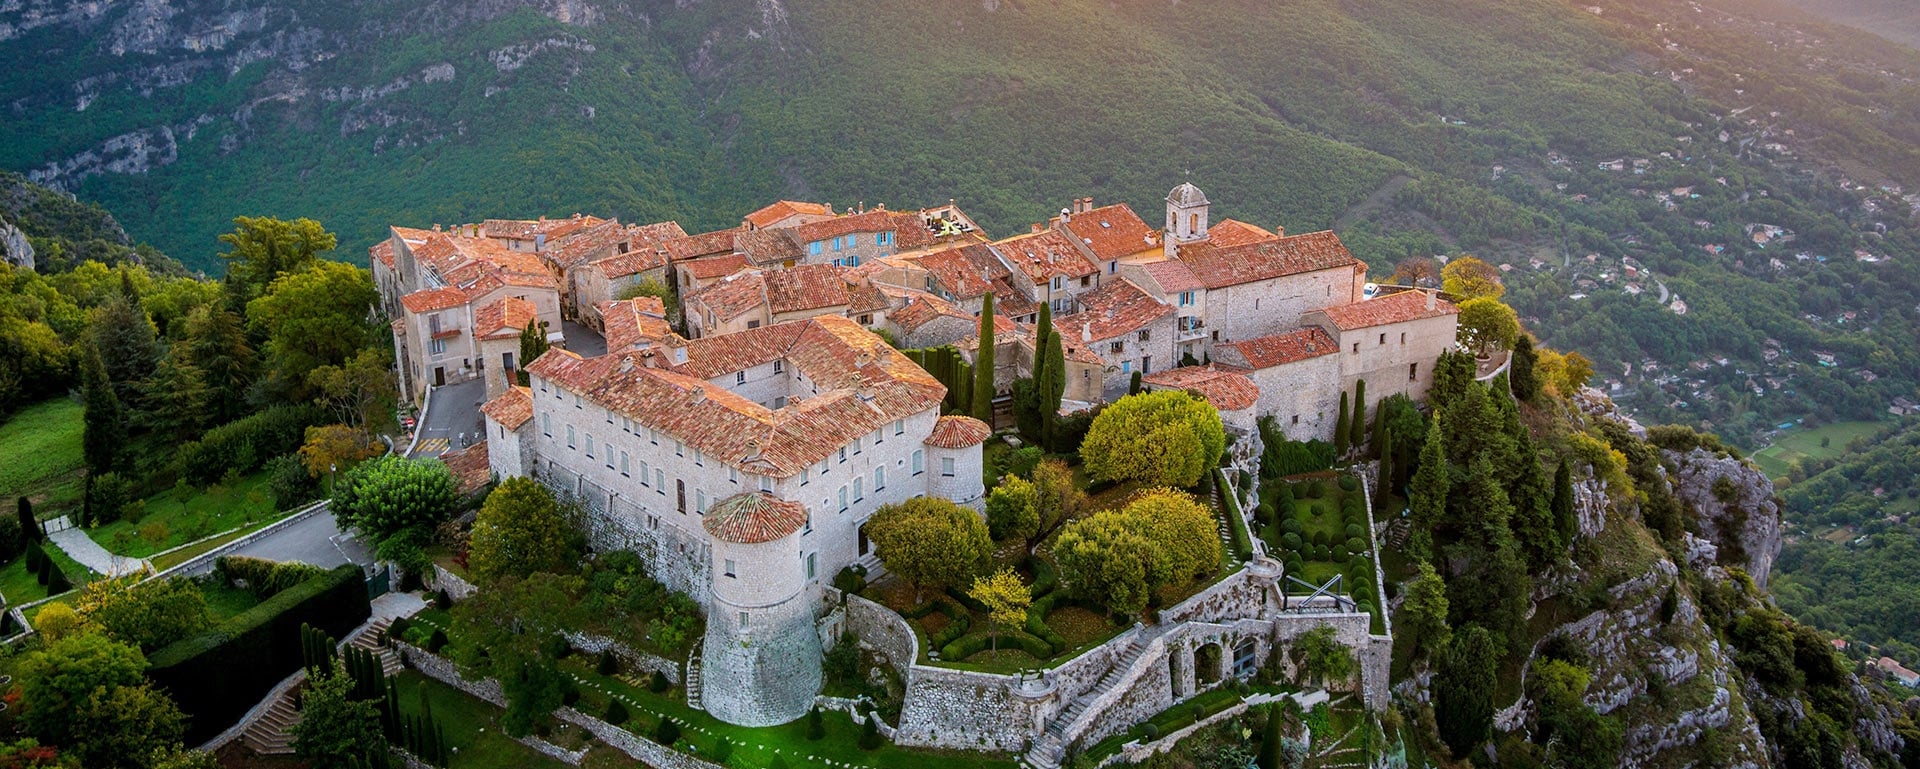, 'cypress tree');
1350,380,1368,450
518,318,549,386
1258,702,1286,768
16,497,35,542
1375,427,1394,510
80,345,124,477
858,713,882,750
1408,410,1449,561
1038,330,1066,448
1033,301,1053,386
1334,391,1351,456
973,292,996,421
35,551,51,585
25,541,42,572
1435,624,1499,758
1511,334,1540,400
1128,370,1142,395
806,706,825,740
